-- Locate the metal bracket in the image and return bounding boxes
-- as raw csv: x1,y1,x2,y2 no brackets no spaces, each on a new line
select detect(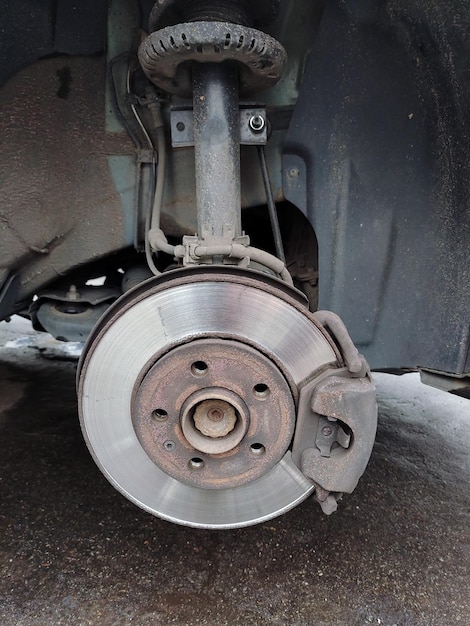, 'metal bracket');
291,369,377,495
180,233,251,267
170,107,268,147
